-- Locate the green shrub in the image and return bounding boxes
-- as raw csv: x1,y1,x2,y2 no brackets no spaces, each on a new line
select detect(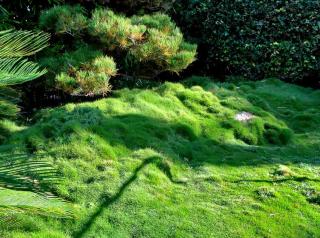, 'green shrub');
41,45,101,73
88,10,146,49
40,44,117,96
52,51,116,96
37,7,196,95
174,0,320,83
40,44,103,86
89,9,197,76
39,5,87,35
0,0,172,31
71,56,116,96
